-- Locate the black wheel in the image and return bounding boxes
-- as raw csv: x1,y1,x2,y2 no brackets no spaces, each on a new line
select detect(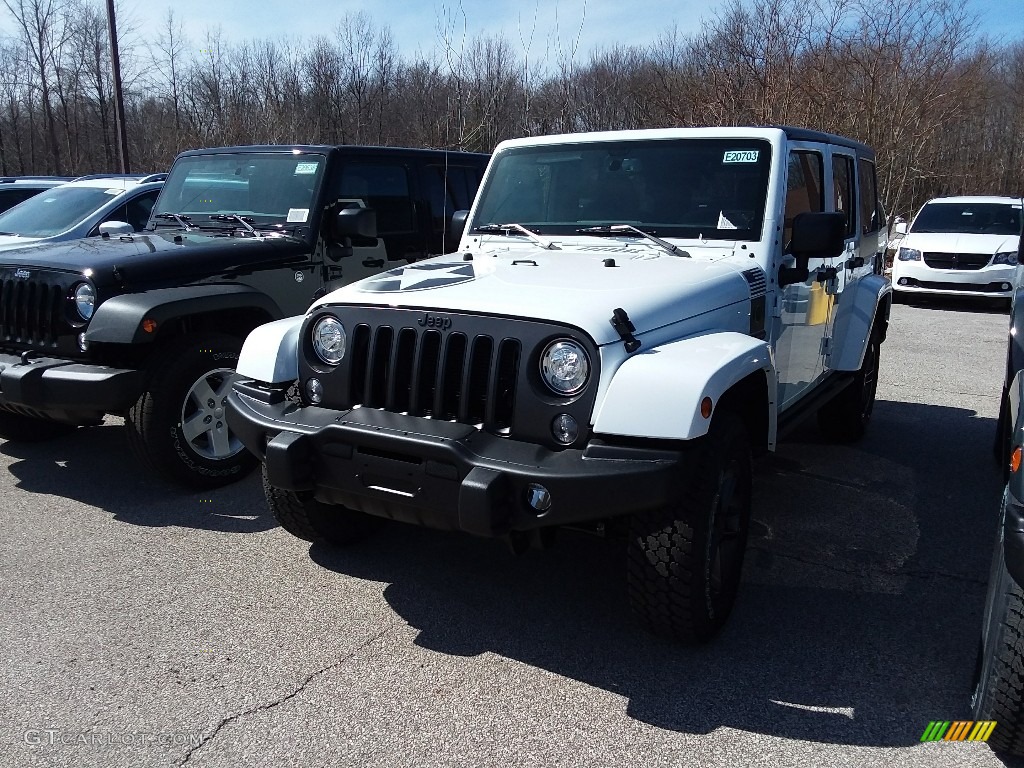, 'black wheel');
973,491,1024,755
0,411,77,442
817,329,880,443
126,332,257,489
626,412,752,644
262,465,380,545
